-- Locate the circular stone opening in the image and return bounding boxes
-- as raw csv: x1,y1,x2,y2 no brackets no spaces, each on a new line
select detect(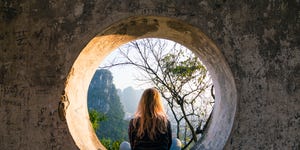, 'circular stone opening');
64,16,237,150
